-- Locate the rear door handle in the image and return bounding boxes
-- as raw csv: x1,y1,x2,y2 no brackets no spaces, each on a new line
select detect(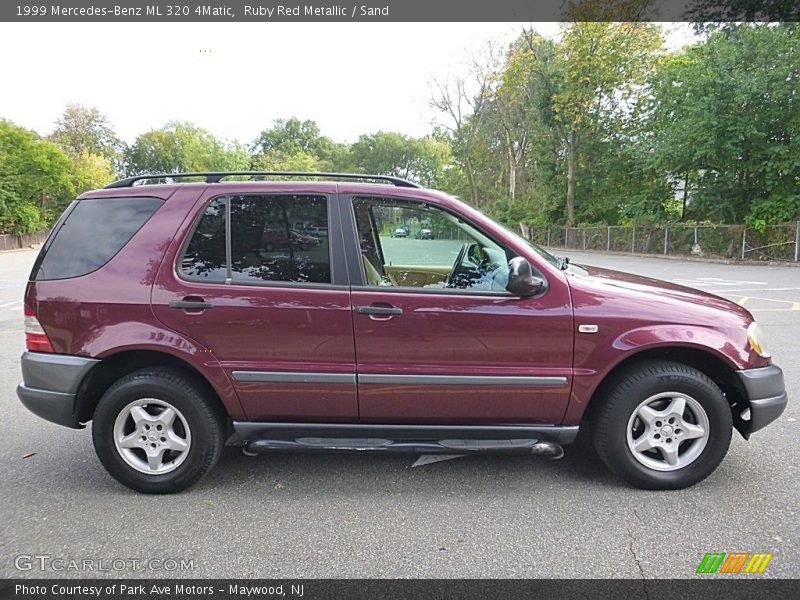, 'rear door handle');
169,297,214,311
356,305,403,316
